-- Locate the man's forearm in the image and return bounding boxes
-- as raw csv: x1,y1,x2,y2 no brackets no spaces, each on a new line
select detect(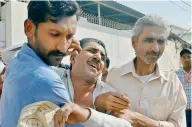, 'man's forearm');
84,108,133,127
133,112,175,127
